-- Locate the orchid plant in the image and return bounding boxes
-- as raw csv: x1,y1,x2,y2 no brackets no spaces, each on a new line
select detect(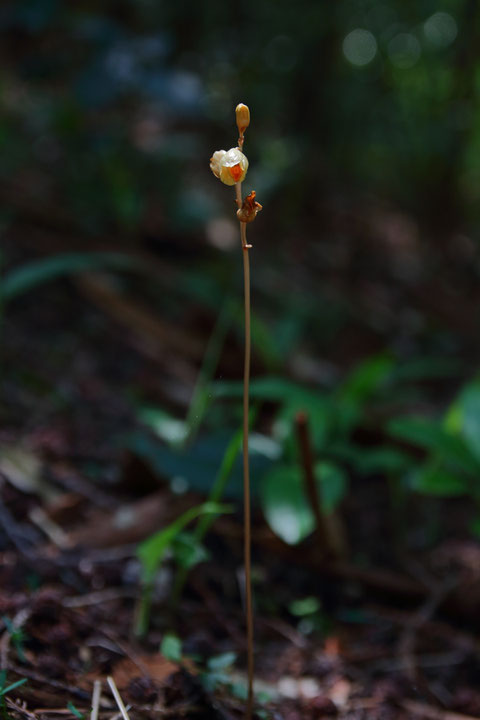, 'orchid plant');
210,103,261,719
